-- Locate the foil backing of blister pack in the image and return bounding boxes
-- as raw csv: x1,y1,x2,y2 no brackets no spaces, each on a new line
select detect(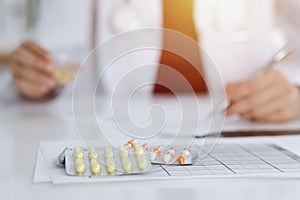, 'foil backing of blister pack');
65,147,152,176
